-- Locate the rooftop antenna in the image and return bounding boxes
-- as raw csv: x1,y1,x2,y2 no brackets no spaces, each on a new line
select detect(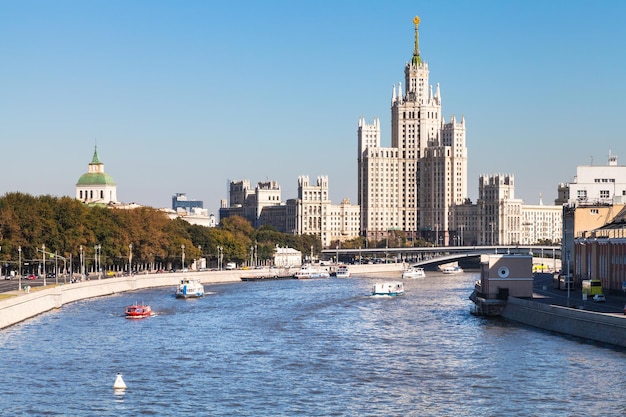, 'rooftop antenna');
589,155,593,165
